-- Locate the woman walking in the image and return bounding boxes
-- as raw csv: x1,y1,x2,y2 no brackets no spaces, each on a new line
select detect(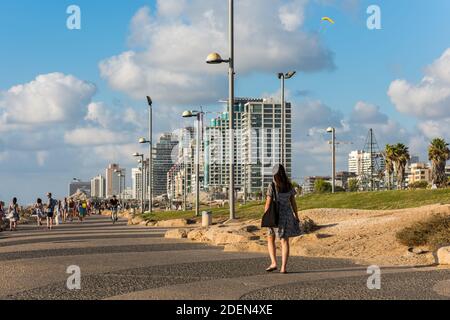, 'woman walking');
8,198,20,231
264,164,301,274
33,198,45,227
62,198,68,223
